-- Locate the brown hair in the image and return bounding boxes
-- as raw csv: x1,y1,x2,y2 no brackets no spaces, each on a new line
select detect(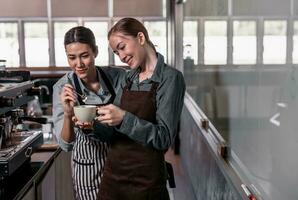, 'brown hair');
64,26,97,54
108,18,156,52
